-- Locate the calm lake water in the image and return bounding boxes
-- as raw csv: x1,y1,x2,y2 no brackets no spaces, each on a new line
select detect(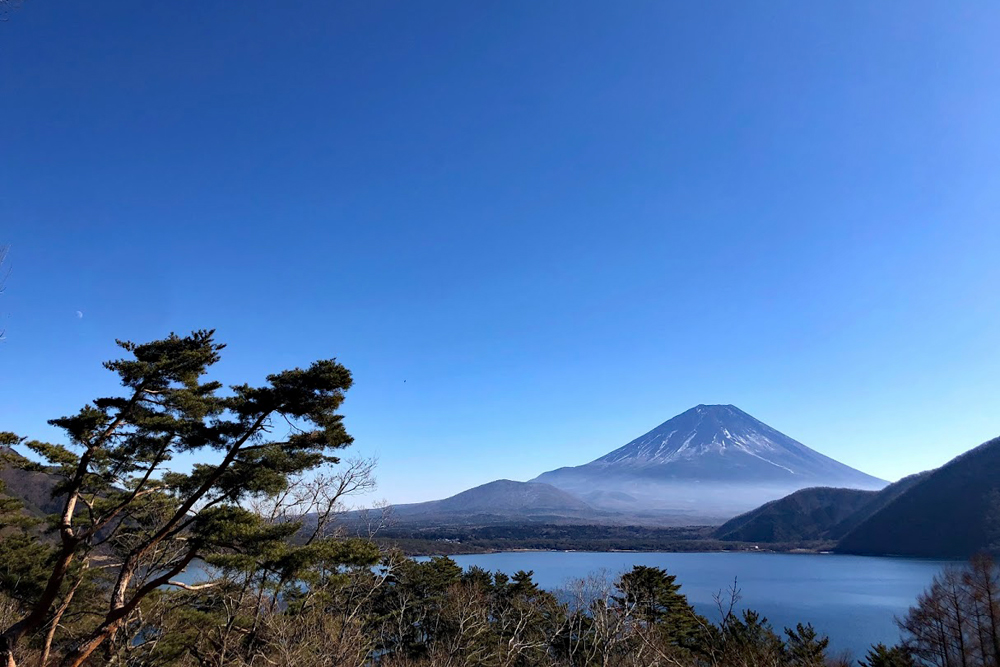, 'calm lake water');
441,551,952,657
179,550,952,657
